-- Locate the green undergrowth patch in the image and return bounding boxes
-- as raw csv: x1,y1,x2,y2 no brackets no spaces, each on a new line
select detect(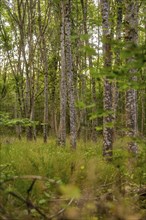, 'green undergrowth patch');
0,136,146,219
